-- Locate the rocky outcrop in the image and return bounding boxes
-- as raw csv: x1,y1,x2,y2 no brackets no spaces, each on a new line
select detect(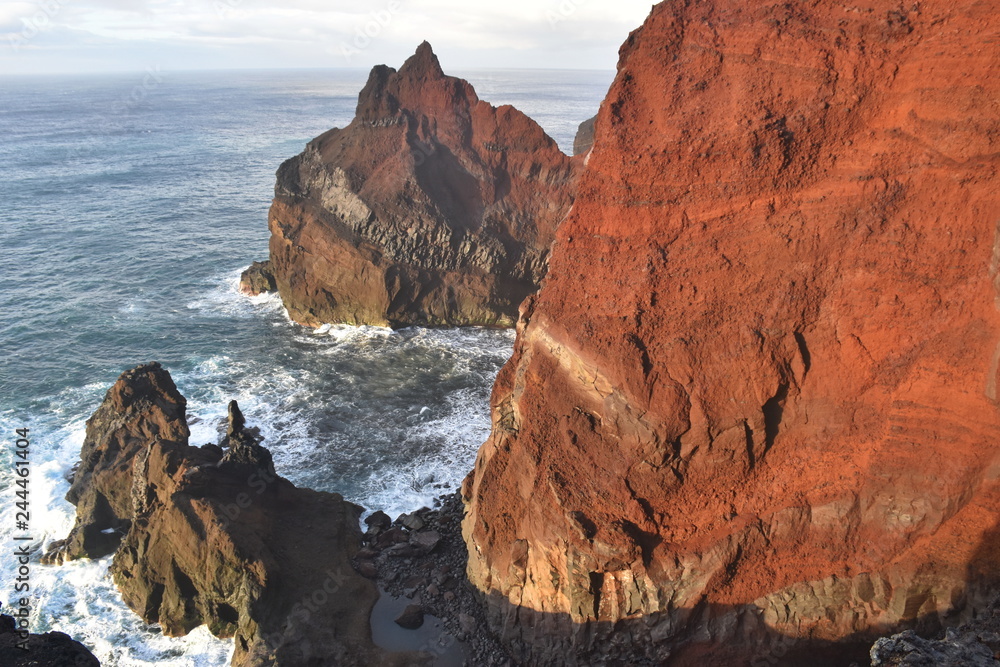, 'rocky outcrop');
0,614,100,666
358,493,513,666
572,116,596,157
49,363,423,666
462,1,1000,665
870,598,1000,666
267,41,580,327
239,261,276,296
871,630,999,667
43,363,189,564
